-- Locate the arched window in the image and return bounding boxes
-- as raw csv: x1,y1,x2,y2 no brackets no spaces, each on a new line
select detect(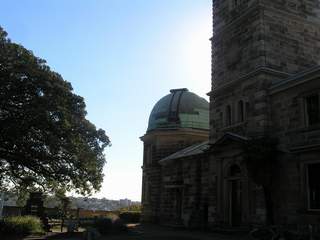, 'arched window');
238,100,244,122
245,102,250,119
226,105,232,126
